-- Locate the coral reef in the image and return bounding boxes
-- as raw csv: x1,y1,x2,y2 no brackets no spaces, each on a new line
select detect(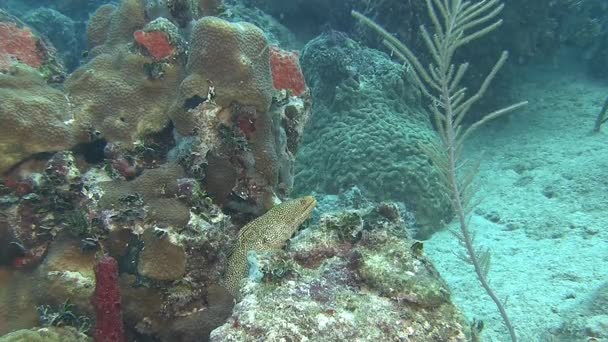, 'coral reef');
64,42,181,148
23,8,81,71
156,285,234,342
212,199,470,341
295,32,450,237
133,17,185,62
32,238,96,316
0,21,44,69
86,4,115,50
86,0,146,57
0,0,112,21
97,163,190,230
137,228,186,281
0,269,38,336
0,1,477,341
